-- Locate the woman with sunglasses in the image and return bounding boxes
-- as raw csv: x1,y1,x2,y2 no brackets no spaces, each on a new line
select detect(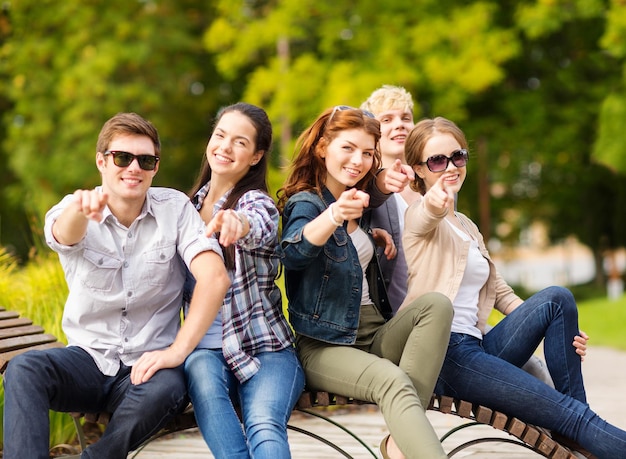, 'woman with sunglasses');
180,102,305,459
402,116,626,459
277,106,453,459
